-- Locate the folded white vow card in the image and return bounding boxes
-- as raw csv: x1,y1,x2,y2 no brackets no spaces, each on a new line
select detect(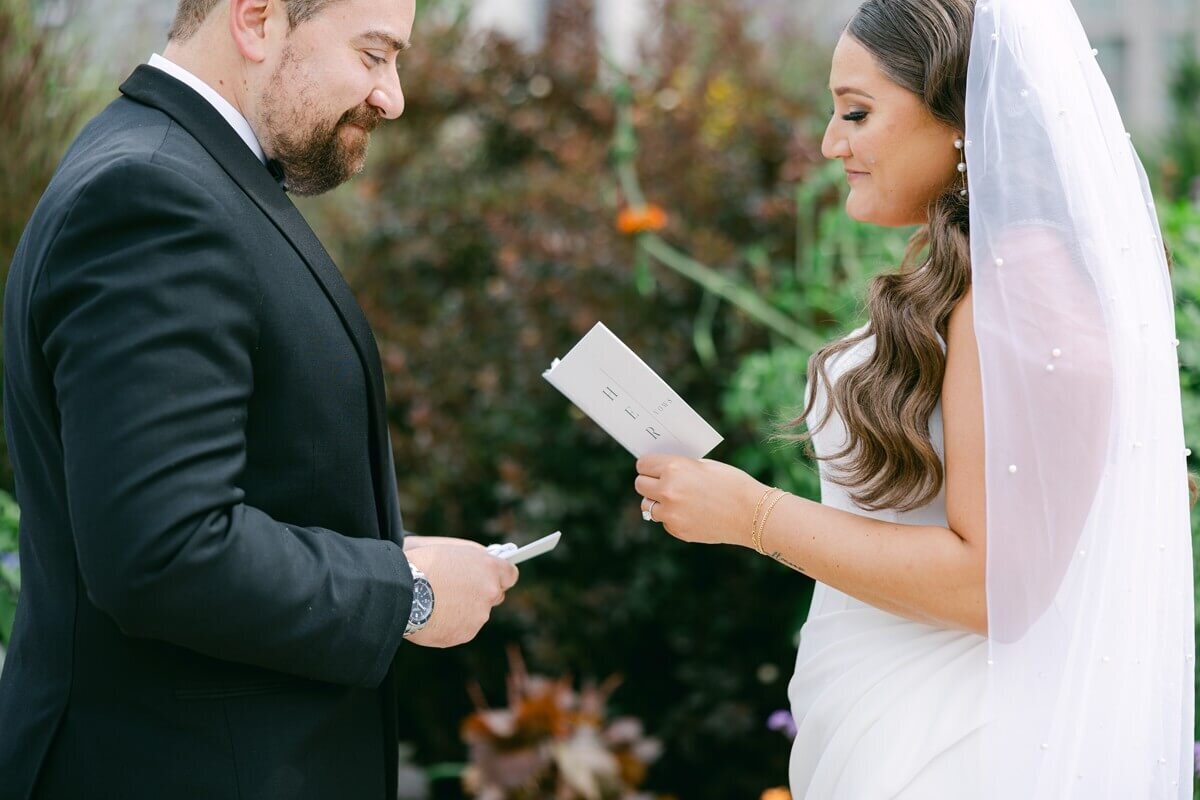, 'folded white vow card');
543,323,723,458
